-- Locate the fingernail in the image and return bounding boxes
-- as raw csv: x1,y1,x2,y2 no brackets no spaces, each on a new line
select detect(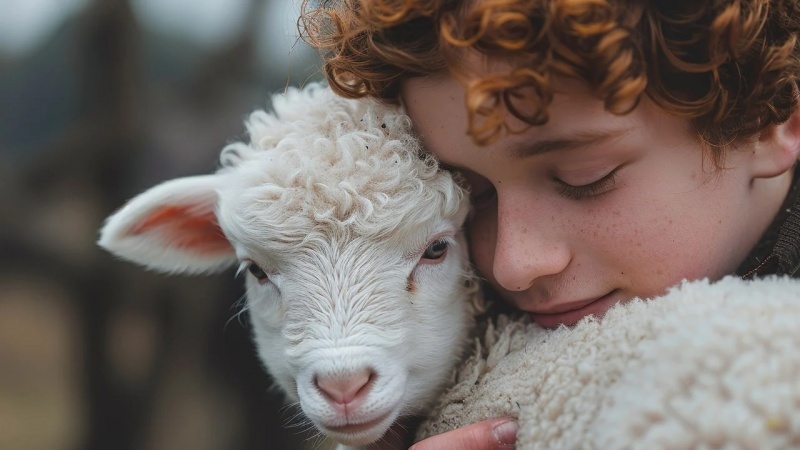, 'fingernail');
492,419,518,447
